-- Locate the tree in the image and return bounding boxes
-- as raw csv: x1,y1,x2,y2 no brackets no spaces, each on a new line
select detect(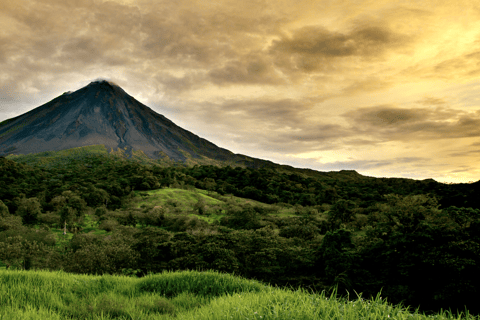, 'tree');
220,205,262,230
317,229,355,291
139,207,165,227
99,219,120,232
132,227,173,275
16,197,42,225
95,206,108,219
197,243,239,274
0,199,23,231
203,178,216,193
125,212,137,227
64,241,140,276
356,194,480,314
279,224,319,241
0,200,10,217
0,236,51,270
59,205,76,227
64,191,87,214
444,206,480,229
85,187,109,208
50,195,67,211
0,236,24,269
328,200,356,226
0,214,23,231
193,198,206,215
